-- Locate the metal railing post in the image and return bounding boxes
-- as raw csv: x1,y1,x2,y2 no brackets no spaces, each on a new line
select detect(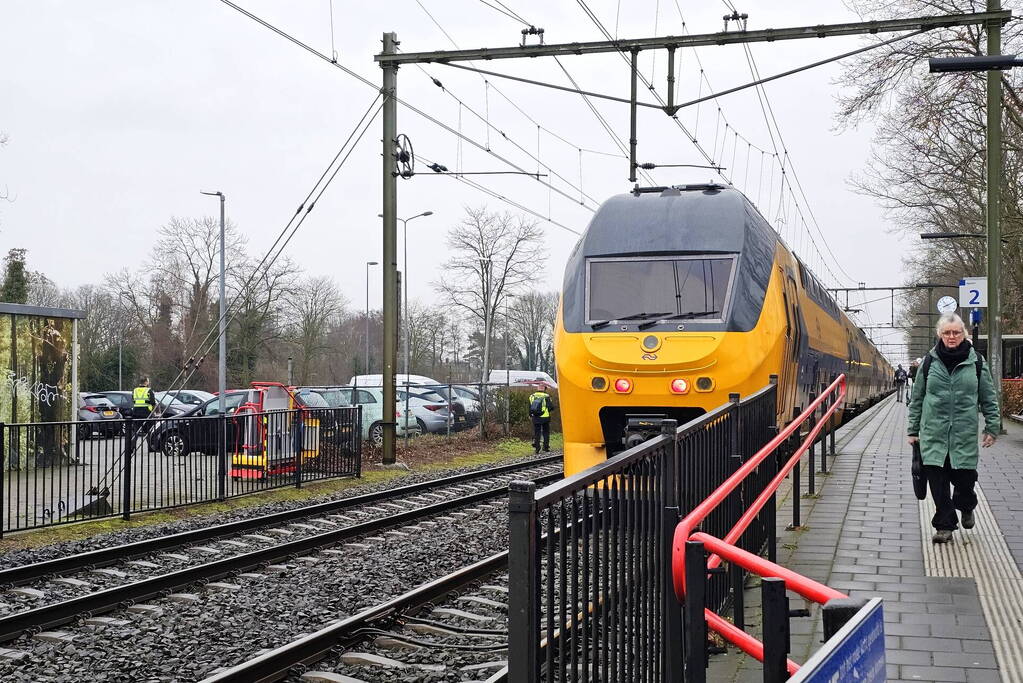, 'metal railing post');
508,480,540,683
730,558,745,633
819,383,829,474
822,597,868,640
661,420,684,682
294,412,303,489
761,577,790,683
683,540,708,683
355,405,363,477
218,414,227,501
789,407,801,529
765,425,778,563
807,393,817,496
122,418,135,521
